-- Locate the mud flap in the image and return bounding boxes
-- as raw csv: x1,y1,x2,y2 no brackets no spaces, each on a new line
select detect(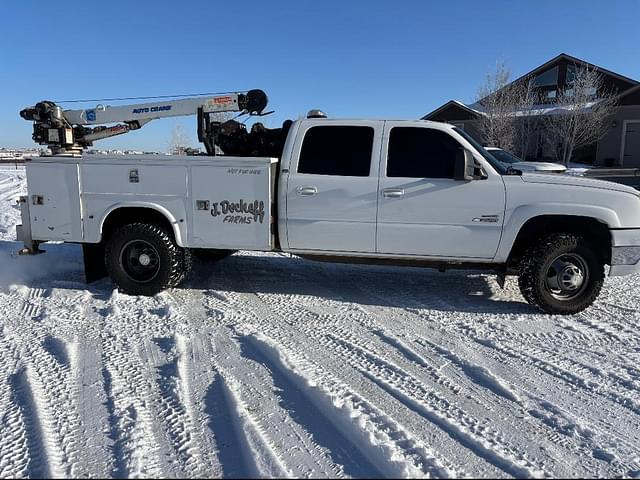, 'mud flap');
82,243,107,283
